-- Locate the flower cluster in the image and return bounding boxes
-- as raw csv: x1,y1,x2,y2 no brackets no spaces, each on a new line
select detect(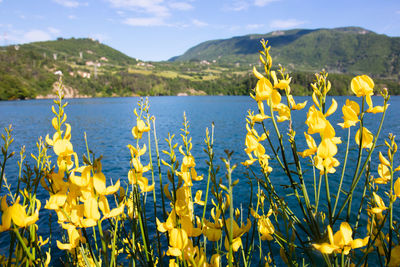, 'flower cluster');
42,87,124,265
